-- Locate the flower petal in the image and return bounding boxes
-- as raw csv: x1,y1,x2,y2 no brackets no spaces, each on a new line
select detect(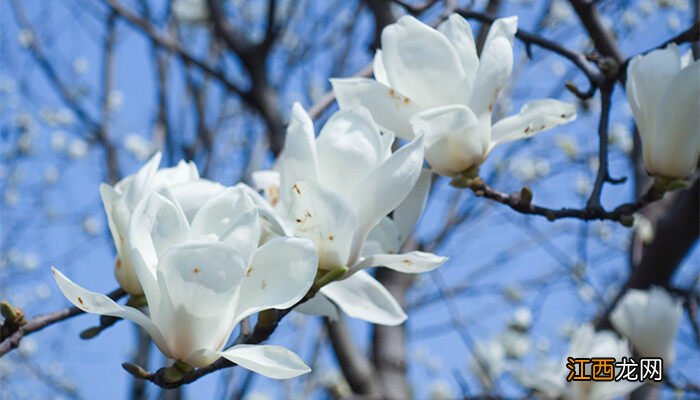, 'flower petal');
316,106,386,199
282,179,356,270
124,152,162,206
321,271,407,326
373,49,389,86
393,168,431,243
648,60,700,178
234,237,318,324
363,217,402,256
278,103,319,205
294,293,341,320
128,193,190,307
381,15,467,107
490,99,576,149
438,14,479,95
163,180,224,222
331,78,421,140
217,344,311,379
351,251,447,274
153,242,246,361
347,135,424,265
189,187,257,242
51,267,169,355
626,44,682,158
218,210,261,265
468,17,518,120
410,105,484,177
